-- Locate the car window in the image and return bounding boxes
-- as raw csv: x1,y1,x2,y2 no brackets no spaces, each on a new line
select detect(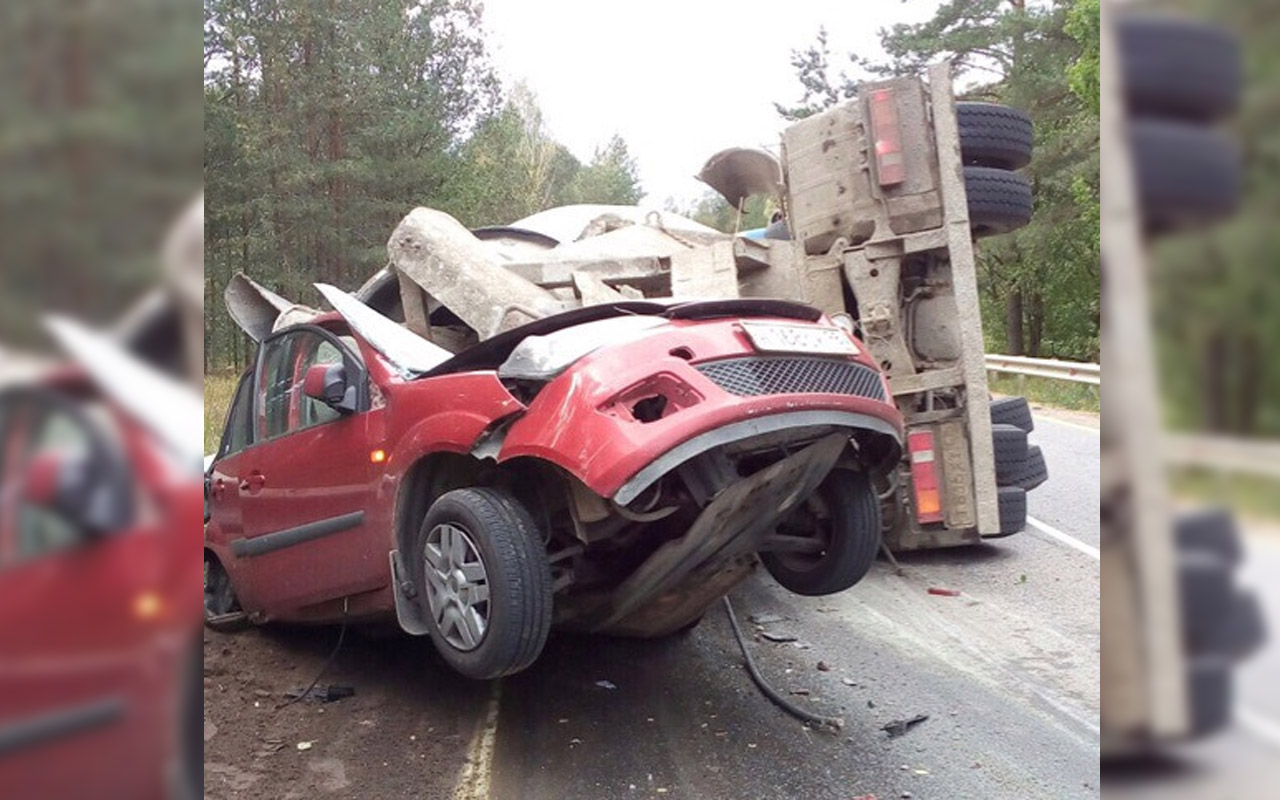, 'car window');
0,395,100,563
218,369,255,459
256,328,359,441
